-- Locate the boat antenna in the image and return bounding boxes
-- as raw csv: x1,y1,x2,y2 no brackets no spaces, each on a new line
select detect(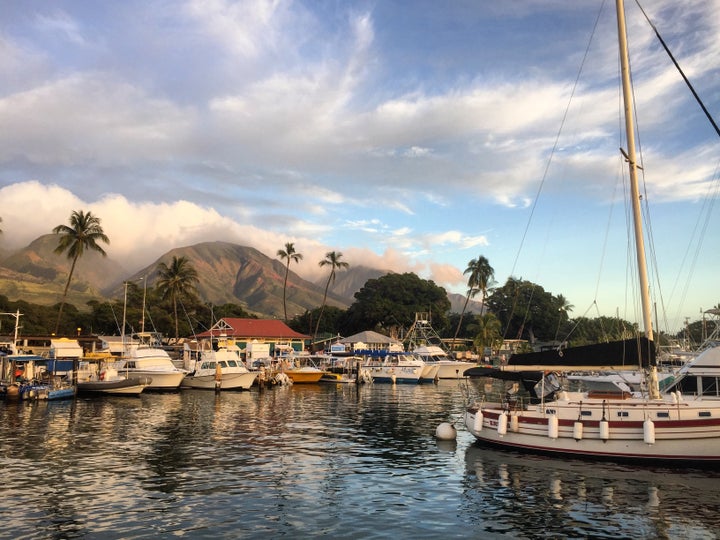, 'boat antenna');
633,0,720,139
